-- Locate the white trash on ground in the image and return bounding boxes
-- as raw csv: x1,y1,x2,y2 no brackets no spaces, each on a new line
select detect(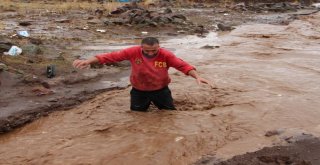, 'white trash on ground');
312,3,320,9
141,31,148,35
175,136,184,142
17,31,30,37
96,29,106,33
4,46,22,56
